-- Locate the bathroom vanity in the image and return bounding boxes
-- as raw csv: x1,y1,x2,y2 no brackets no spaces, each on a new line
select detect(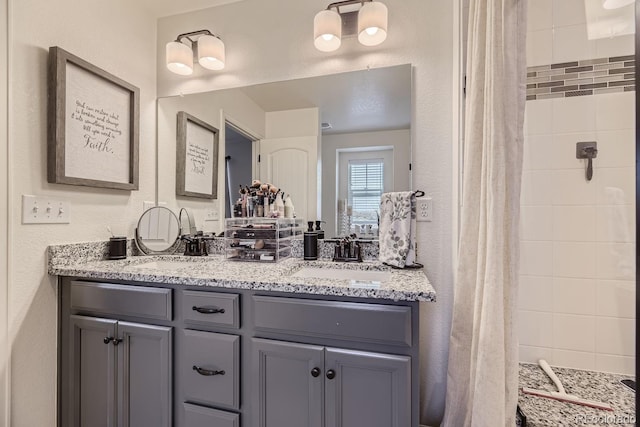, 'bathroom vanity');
50,244,435,427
